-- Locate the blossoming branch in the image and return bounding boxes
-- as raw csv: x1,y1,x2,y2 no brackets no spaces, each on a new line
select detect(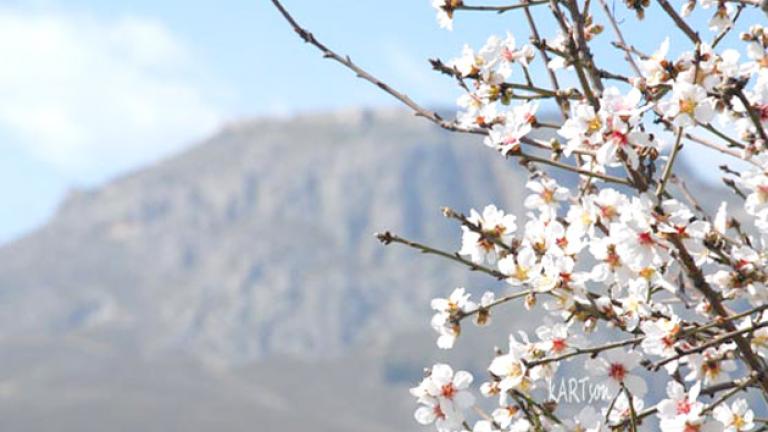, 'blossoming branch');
273,0,768,430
